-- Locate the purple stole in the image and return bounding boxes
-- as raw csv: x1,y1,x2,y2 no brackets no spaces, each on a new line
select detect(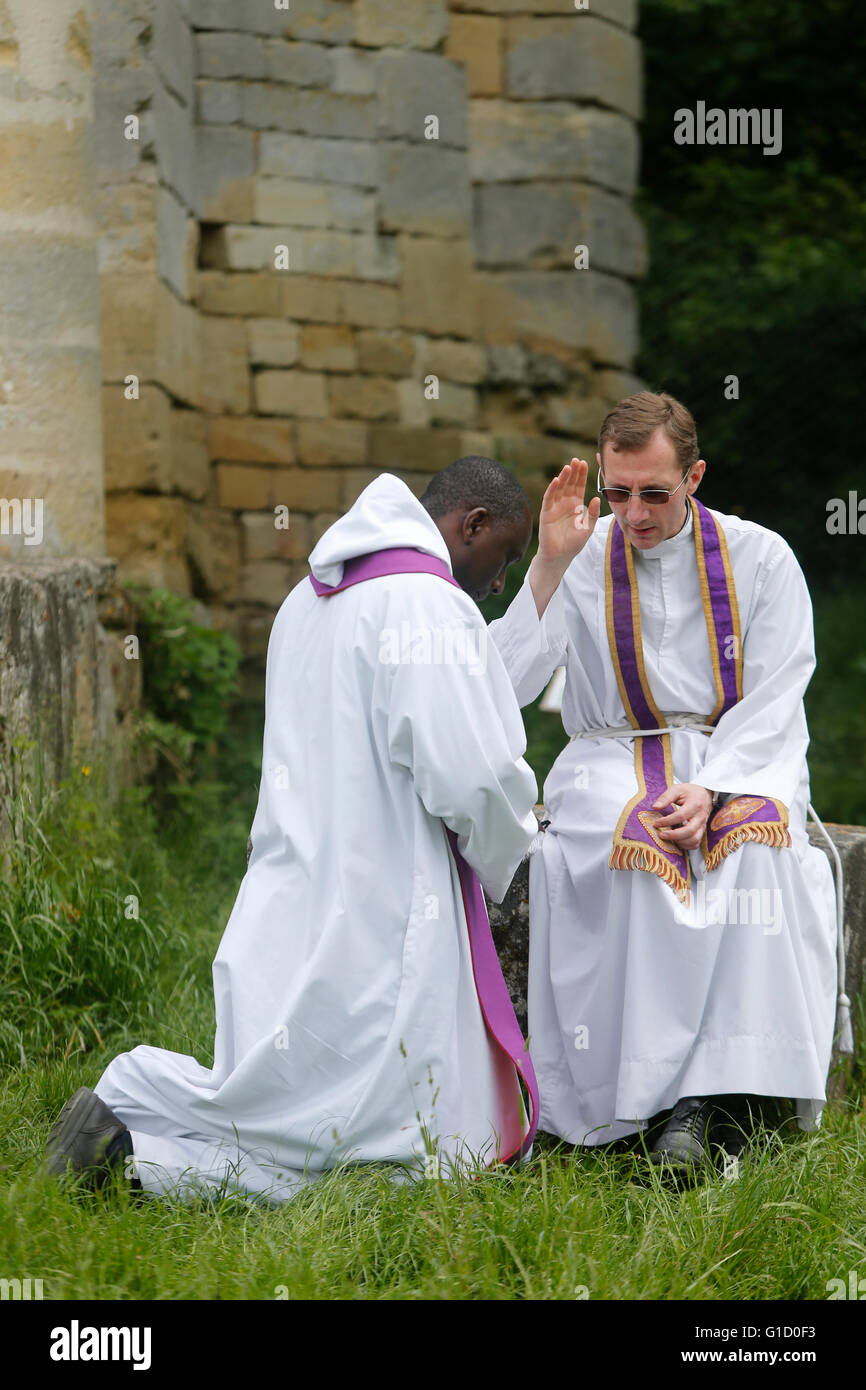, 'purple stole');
605,498,790,904
310,547,539,1162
